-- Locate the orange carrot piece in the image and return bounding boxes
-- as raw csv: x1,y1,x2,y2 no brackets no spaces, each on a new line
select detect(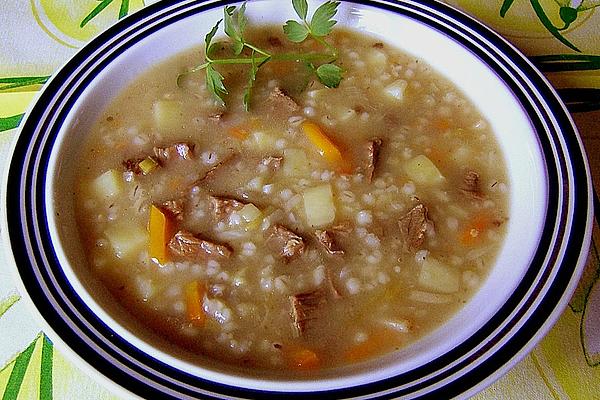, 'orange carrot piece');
301,121,351,174
229,126,250,140
185,281,206,326
432,118,451,132
459,212,493,246
288,347,320,370
148,204,173,264
345,329,402,362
